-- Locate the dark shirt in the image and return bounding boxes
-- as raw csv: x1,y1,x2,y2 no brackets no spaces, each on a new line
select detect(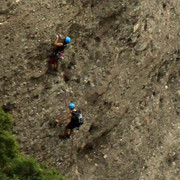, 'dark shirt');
56,42,67,52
